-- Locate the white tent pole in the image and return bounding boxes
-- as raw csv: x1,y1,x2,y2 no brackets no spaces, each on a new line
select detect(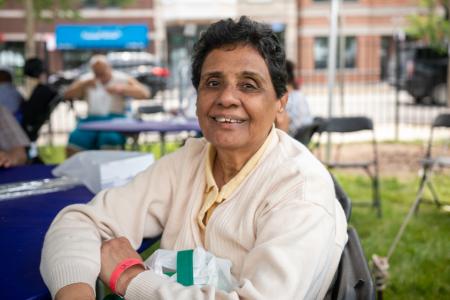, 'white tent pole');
326,0,341,163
